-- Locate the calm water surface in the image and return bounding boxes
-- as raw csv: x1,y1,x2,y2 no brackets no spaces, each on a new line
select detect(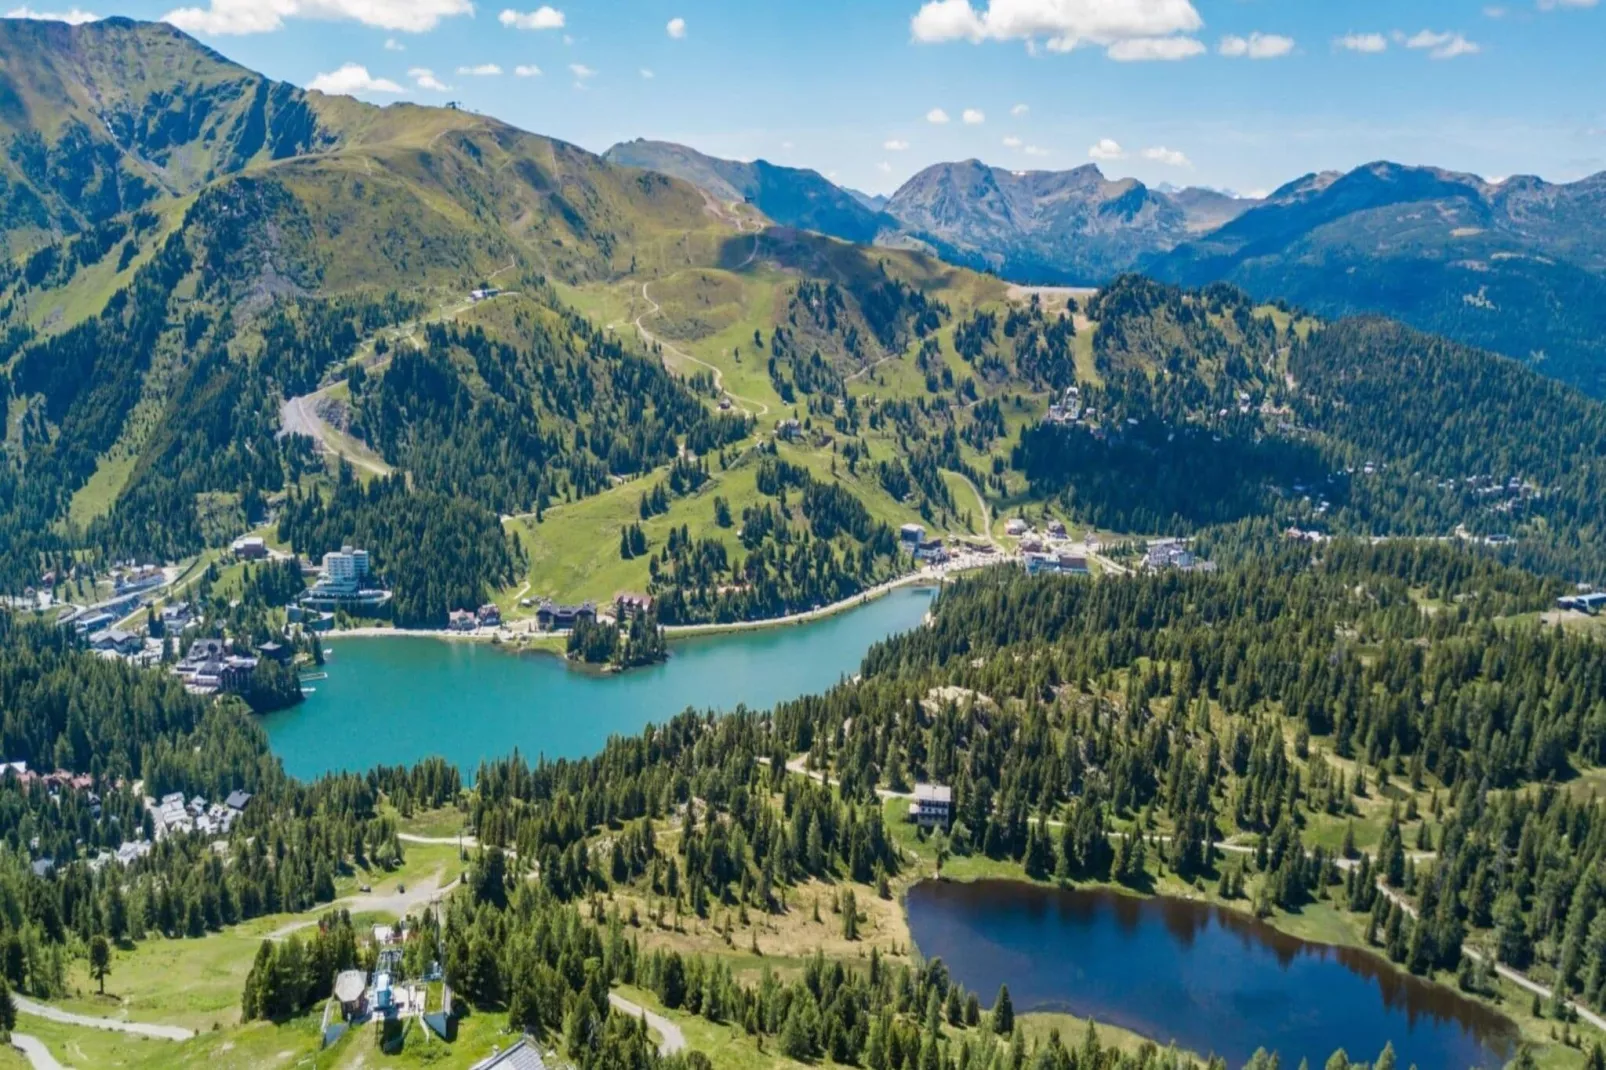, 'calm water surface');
906,880,1517,1070
265,585,934,779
